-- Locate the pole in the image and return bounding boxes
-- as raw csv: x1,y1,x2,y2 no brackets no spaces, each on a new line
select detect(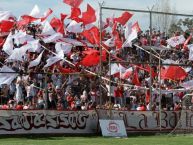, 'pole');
149,10,153,110
109,53,111,103
44,74,49,109
99,2,104,107
159,53,162,131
